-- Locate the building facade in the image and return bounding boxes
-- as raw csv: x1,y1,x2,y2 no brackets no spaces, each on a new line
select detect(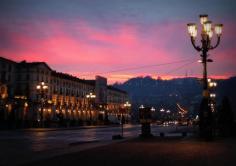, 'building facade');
0,57,130,128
